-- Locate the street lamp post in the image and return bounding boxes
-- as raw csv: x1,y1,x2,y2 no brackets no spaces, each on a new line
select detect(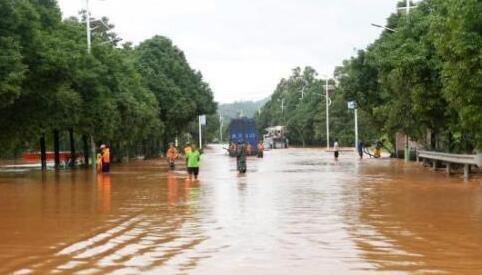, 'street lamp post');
305,75,333,150
84,0,97,171
370,23,397,33
319,74,333,150
85,0,111,170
